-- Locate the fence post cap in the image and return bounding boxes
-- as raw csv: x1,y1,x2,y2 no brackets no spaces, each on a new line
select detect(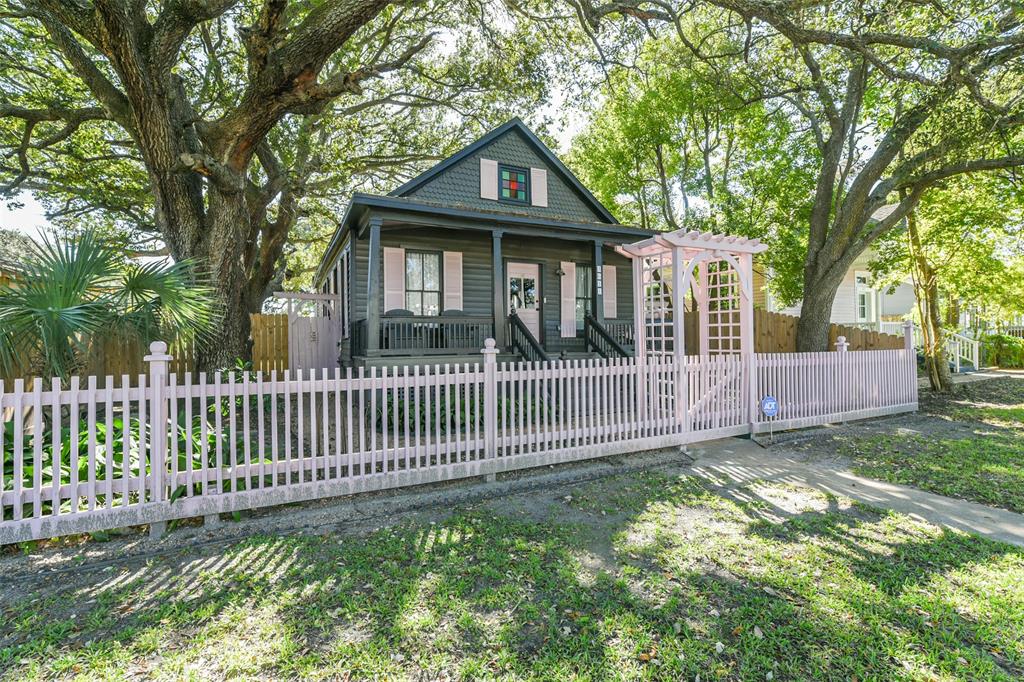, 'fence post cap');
144,340,173,362
482,338,498,354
